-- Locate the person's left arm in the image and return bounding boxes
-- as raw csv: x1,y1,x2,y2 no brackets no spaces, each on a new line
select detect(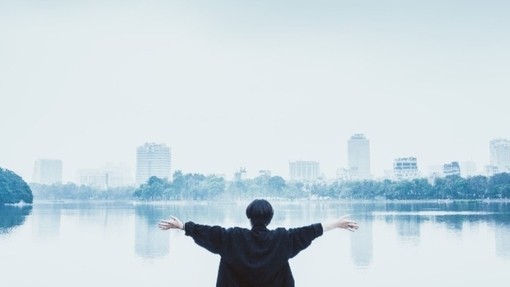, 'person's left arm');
287,223,324,258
